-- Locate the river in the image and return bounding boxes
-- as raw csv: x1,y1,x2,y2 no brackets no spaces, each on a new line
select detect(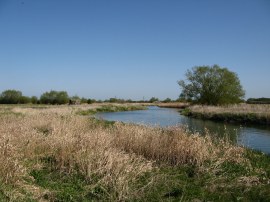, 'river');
96,106,270,154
